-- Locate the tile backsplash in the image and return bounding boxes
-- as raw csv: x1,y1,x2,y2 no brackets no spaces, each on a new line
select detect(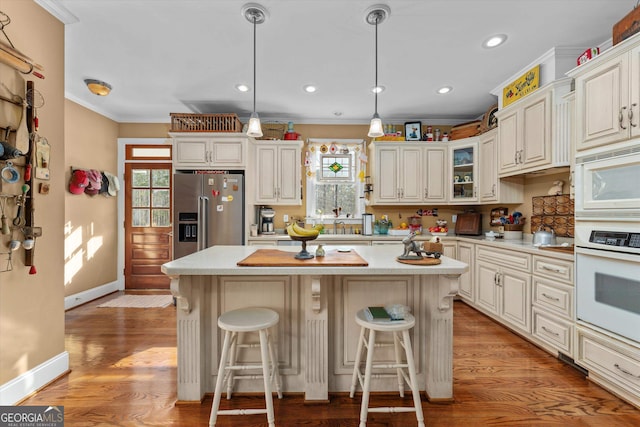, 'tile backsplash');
530,194,574,237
